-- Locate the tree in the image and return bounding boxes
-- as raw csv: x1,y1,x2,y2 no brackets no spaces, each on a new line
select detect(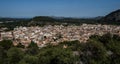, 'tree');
26,41,39,55
7,47,24,64
18,55,39,64
86,33,120,64
99,33,113,46
0,40,13,50
37,46,77,64
59,40,80,51
0,46,7,64
79,40,107,64
89,35,100,41
105,34,120,64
